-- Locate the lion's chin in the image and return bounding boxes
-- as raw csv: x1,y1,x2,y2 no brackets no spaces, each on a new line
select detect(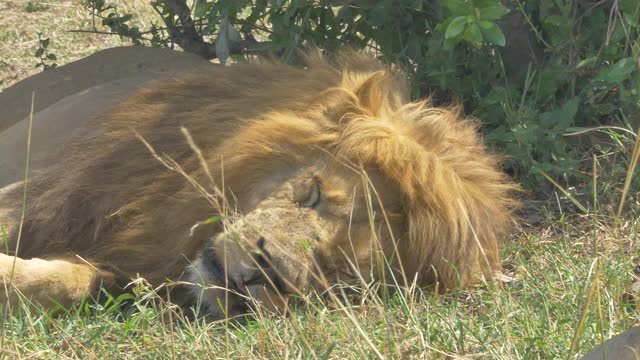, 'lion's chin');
186,253,290,319
186,259,248,319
